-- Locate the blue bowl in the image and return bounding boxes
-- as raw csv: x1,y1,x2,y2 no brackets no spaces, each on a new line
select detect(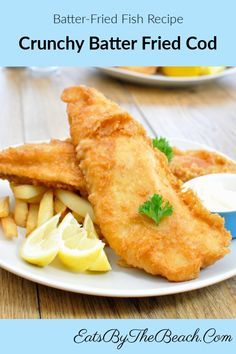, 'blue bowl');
217,211,236,239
